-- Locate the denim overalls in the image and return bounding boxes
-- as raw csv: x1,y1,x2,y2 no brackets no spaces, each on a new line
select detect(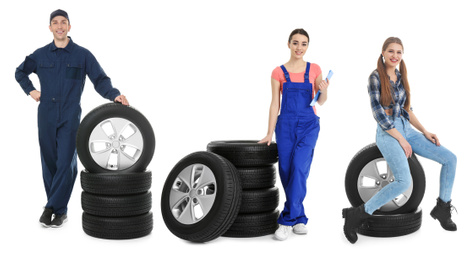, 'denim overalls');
275,62,320,226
